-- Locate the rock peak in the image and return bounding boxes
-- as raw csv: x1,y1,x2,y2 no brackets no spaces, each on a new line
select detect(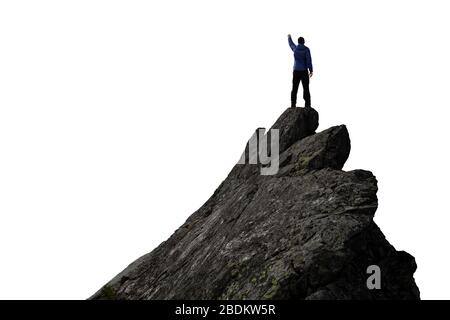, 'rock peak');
271,107,319,153
91,106,420,300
